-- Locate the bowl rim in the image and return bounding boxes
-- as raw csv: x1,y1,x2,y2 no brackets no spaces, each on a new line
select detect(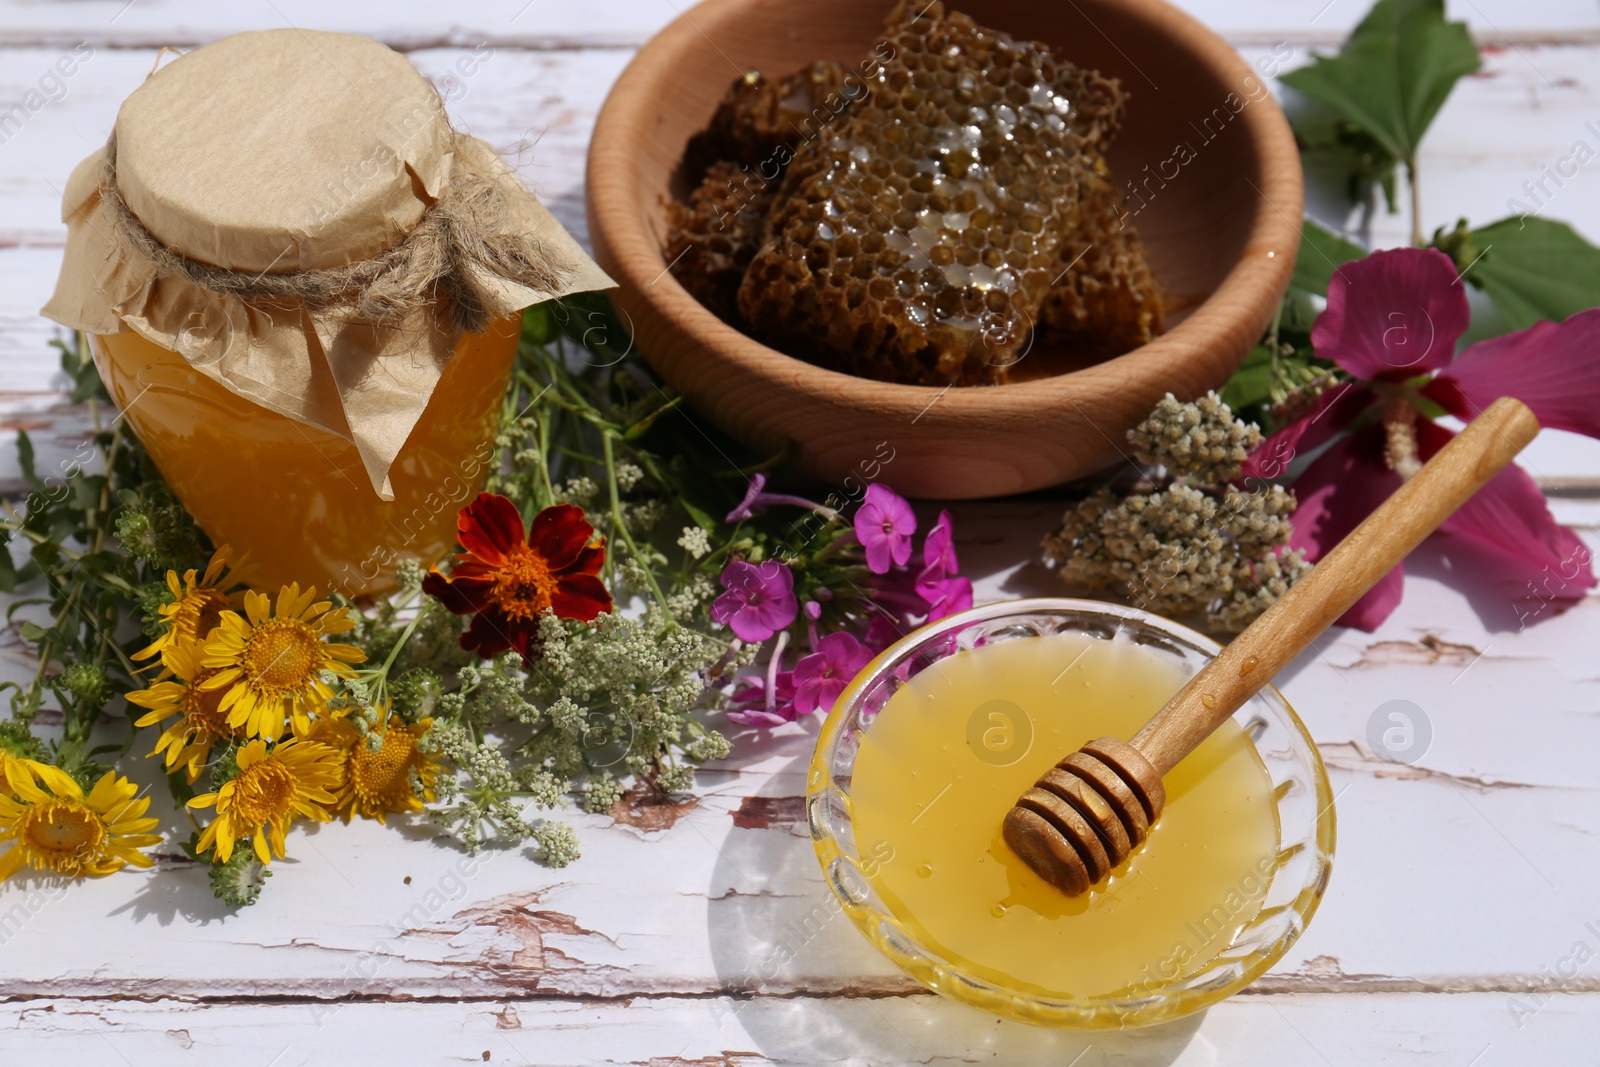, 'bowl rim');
586,0,1304,419
805,596,1338,1028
